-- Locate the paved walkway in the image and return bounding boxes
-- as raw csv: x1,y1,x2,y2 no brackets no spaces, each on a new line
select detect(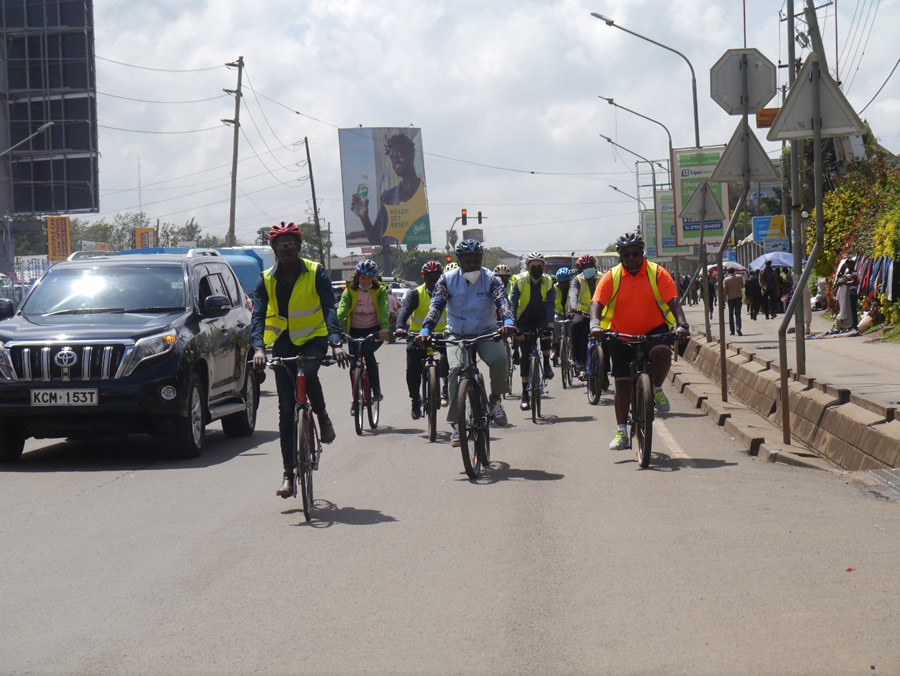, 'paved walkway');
682,302,900,413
